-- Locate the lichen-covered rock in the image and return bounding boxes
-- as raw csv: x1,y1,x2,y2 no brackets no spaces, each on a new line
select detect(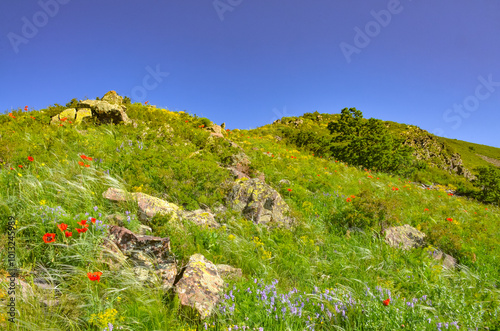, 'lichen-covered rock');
78,99,130,124
133,192,180,222
101,90,123,105
175,254,224,319
75,108,92,123
384,224,426,250
156,262,177,291
180,209,219,228
50,108,76,124
226,178,293,228
216,264,242,279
